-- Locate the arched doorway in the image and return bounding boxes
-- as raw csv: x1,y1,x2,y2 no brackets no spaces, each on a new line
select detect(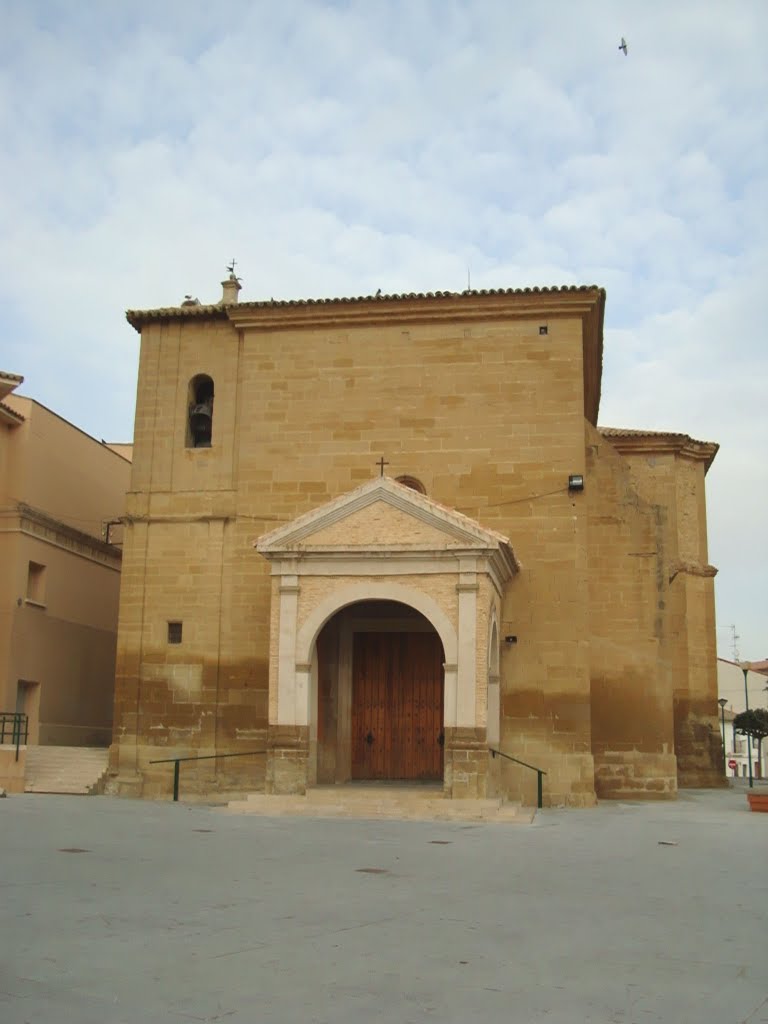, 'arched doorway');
315,600,445,784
